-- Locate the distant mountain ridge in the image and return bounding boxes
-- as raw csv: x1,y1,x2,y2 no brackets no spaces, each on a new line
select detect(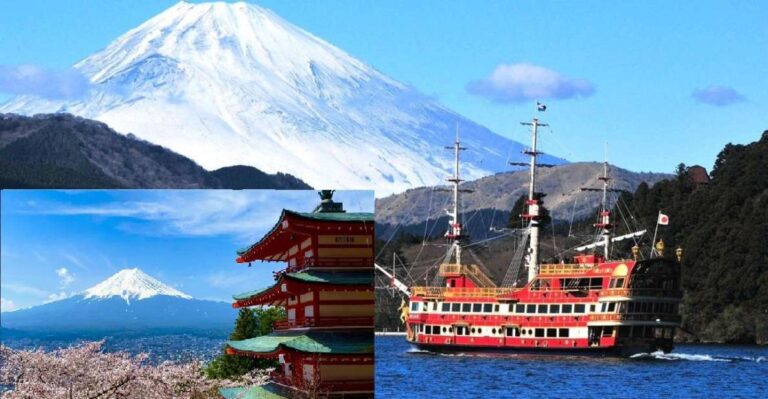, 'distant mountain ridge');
376,162,670,239
0,113,311,189
0,268,236,333
0,1,565,193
